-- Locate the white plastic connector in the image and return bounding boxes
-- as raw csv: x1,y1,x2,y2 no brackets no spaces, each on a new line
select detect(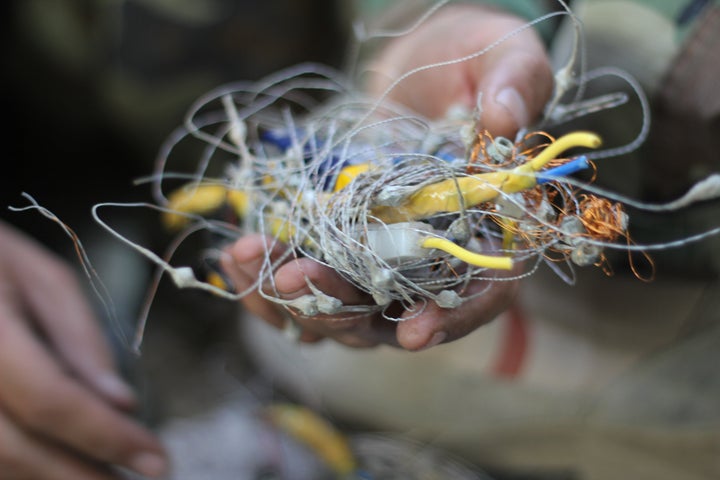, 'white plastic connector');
361,222,436,263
